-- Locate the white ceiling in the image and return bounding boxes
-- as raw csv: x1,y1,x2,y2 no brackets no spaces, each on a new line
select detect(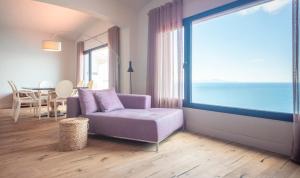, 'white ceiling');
116,0,152,10
0,0,104,40
0,0,153,40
